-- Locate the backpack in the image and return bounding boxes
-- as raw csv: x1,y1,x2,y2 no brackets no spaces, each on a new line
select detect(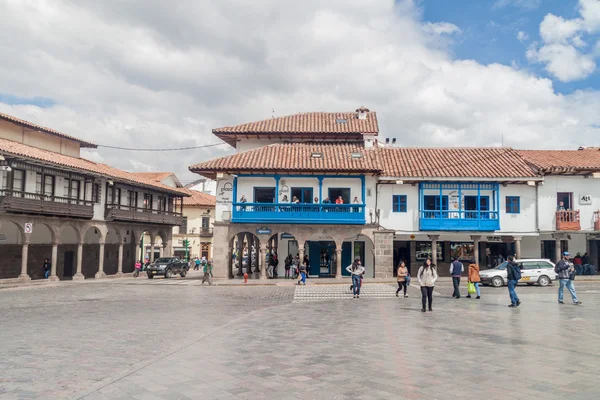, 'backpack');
512,264,522,280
